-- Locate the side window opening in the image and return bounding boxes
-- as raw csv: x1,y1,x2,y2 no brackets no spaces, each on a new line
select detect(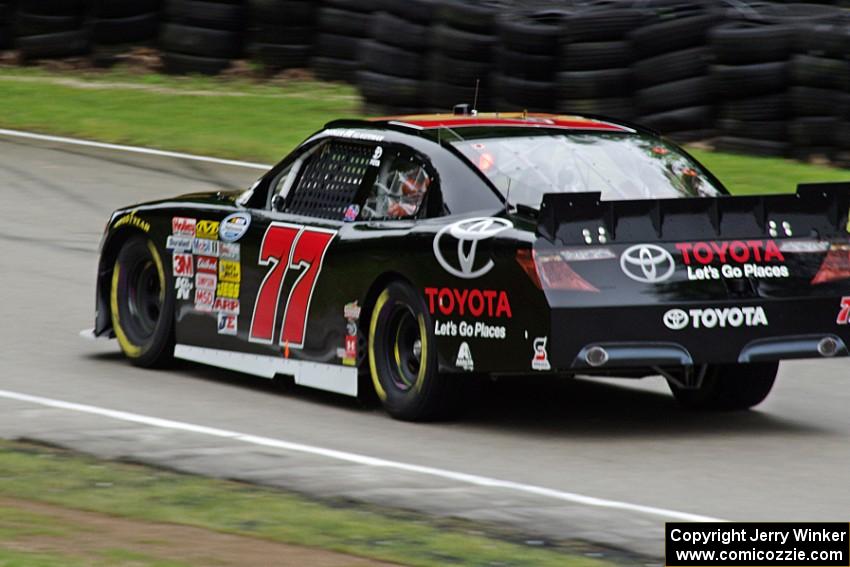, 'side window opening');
361,151,432,221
